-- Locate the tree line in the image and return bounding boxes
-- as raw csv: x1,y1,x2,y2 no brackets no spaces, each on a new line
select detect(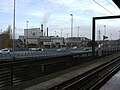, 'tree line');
0,25,12,48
